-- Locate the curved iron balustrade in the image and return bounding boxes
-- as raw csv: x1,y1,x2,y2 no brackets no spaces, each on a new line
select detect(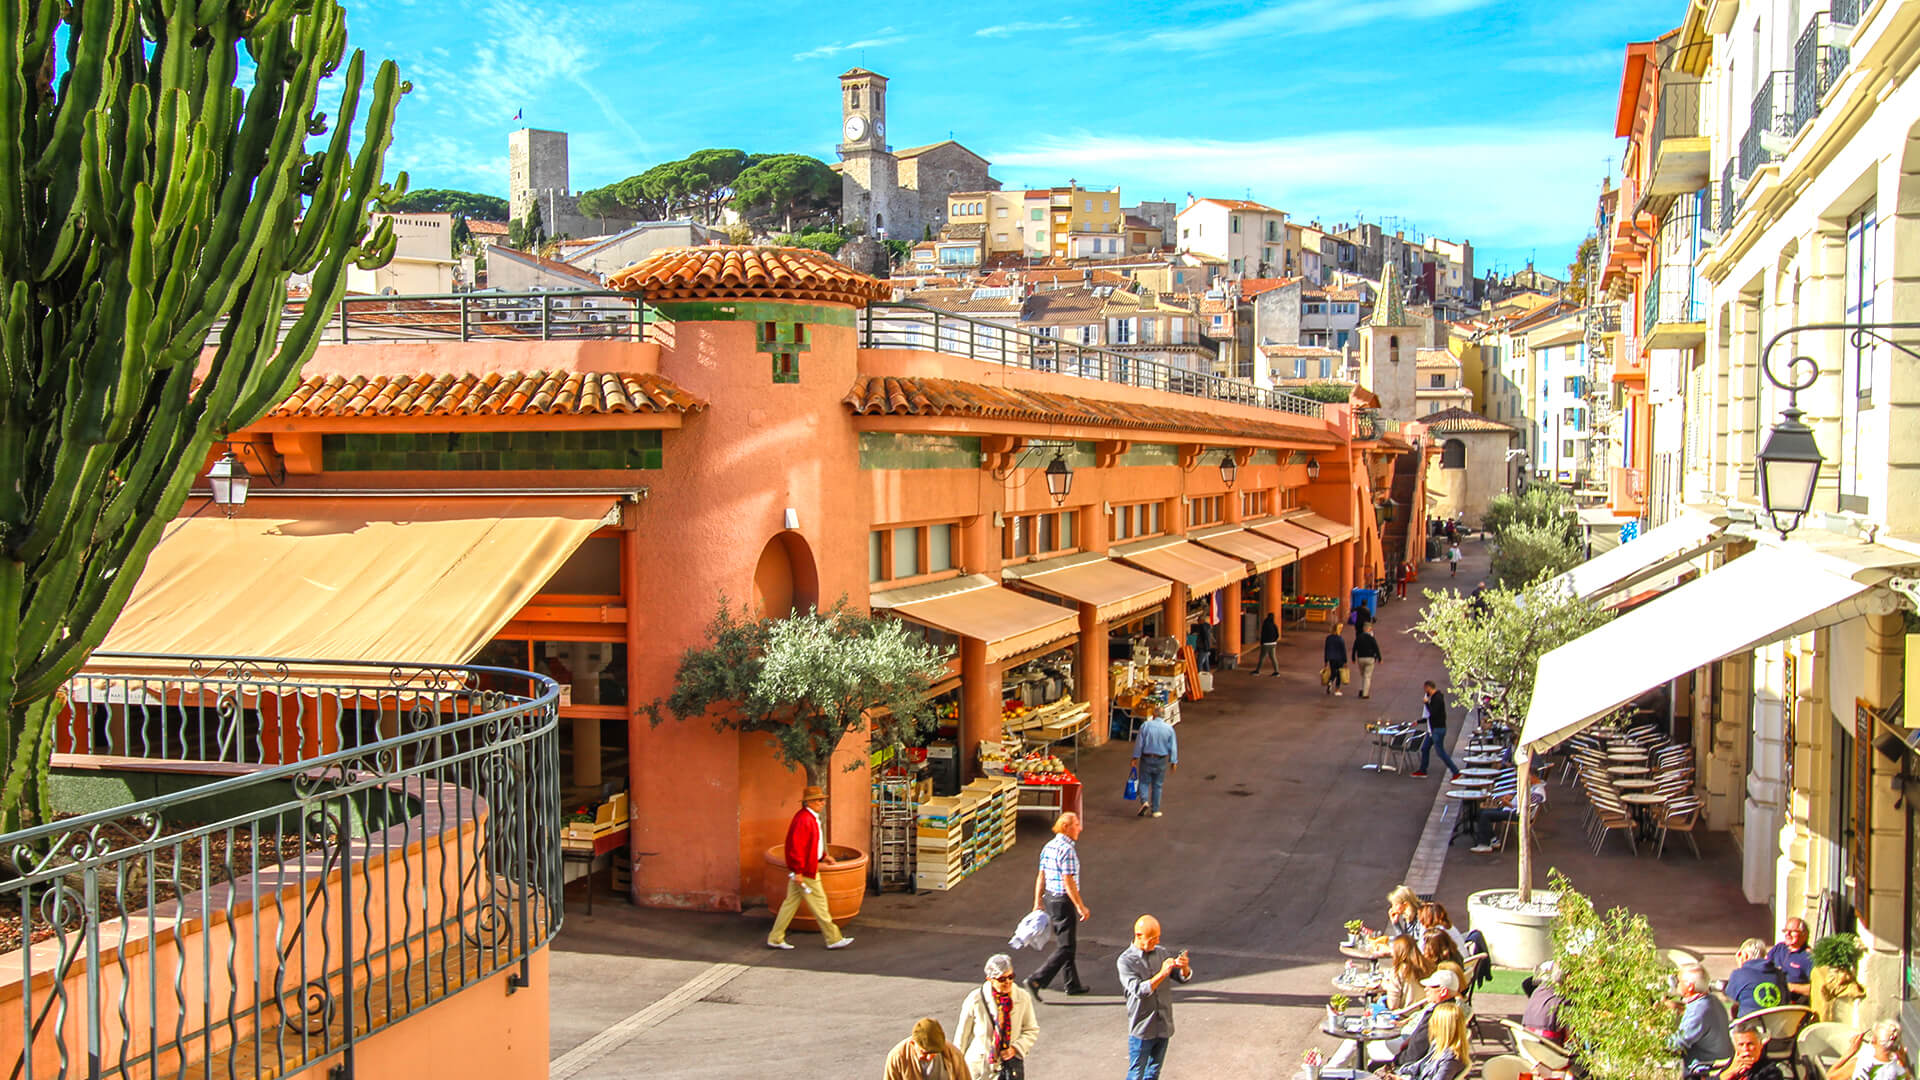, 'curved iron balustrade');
8,654,562,1079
